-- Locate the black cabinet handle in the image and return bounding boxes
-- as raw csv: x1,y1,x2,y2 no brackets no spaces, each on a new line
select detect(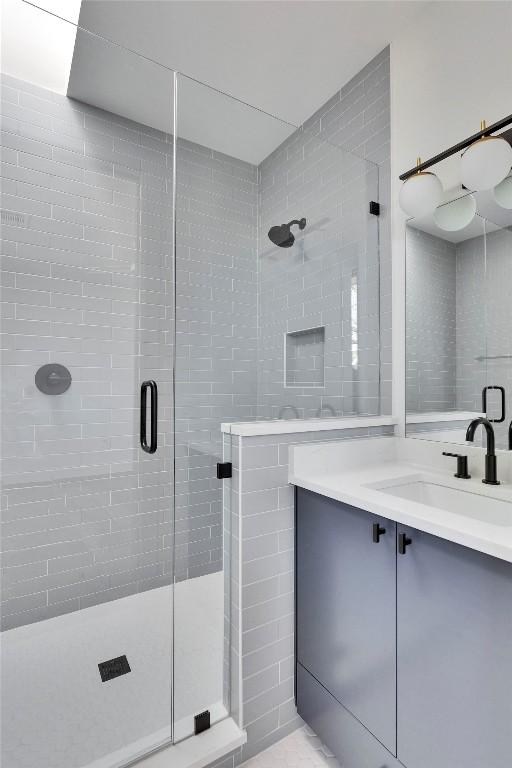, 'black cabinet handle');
398,532,412,555
140,380,158,454
372,523,386,543
482,386,506,423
